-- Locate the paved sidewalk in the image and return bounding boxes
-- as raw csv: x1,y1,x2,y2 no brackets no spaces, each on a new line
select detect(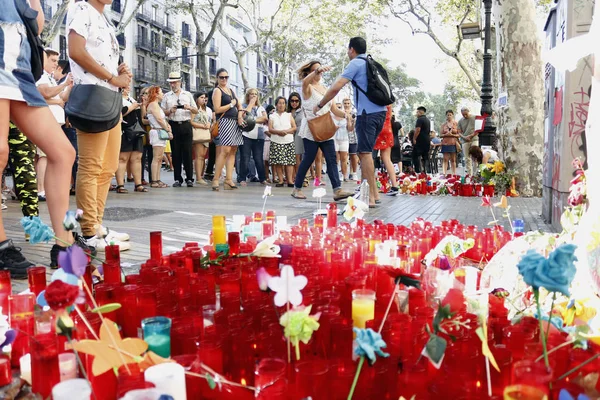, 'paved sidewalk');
3,175,553,291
